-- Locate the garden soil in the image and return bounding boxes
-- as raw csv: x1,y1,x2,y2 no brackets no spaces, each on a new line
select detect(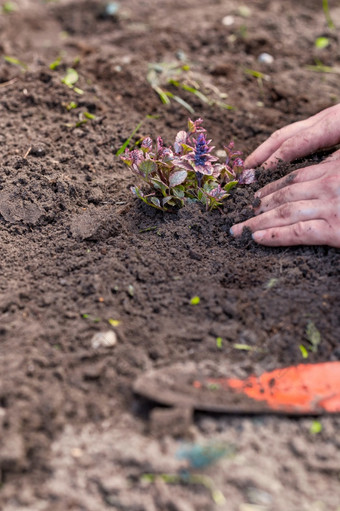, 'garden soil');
0,0,340,509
